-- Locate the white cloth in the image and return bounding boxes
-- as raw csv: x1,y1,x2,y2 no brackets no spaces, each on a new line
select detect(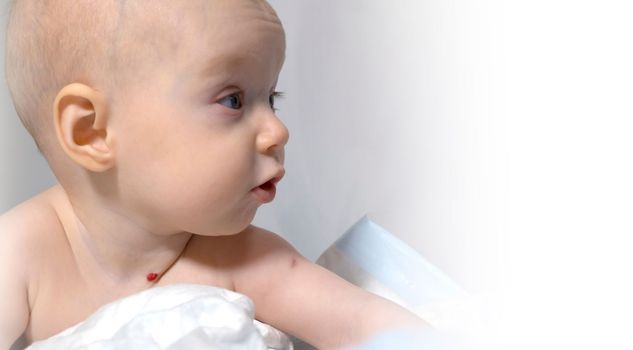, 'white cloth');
27,284,293,350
